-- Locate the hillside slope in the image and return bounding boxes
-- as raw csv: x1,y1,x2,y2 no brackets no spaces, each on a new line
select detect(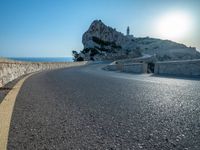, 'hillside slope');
75,20,200,61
